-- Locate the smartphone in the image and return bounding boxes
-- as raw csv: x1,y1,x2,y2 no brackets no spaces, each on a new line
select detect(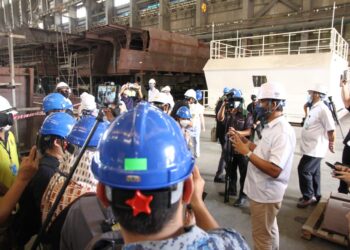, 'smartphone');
325,161,336,170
